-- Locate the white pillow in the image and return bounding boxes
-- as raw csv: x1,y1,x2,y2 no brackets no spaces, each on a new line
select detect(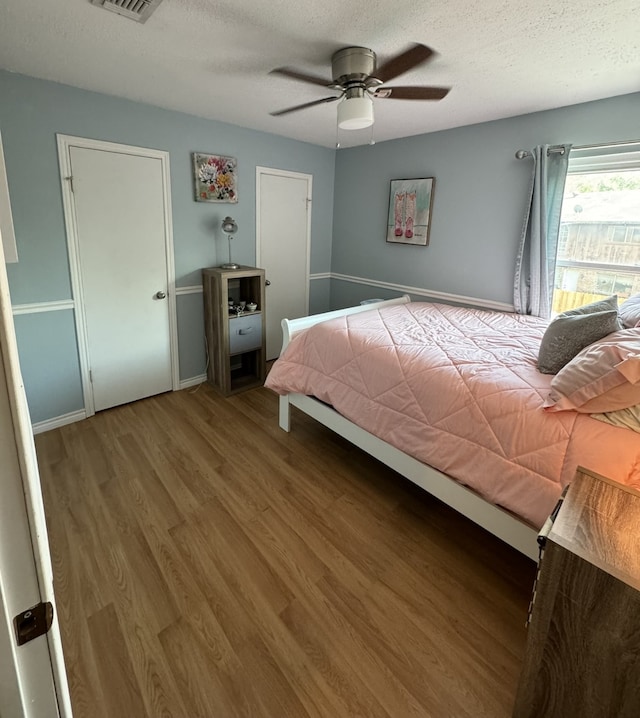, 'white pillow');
620,294,640,329
544,328,640,413
591,404,640,433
